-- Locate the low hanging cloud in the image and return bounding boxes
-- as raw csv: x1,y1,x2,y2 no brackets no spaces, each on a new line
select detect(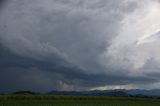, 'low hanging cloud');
0,0,160,92
0,0,136,72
